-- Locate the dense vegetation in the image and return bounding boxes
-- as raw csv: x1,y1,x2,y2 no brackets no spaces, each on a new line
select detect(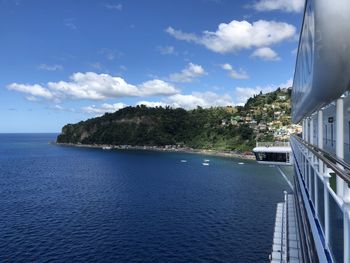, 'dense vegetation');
57,88,291,151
